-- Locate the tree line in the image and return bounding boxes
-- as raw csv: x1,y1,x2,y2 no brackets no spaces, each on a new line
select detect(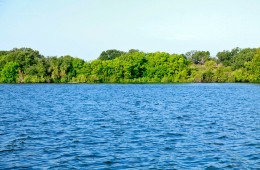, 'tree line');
0,47,259,83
